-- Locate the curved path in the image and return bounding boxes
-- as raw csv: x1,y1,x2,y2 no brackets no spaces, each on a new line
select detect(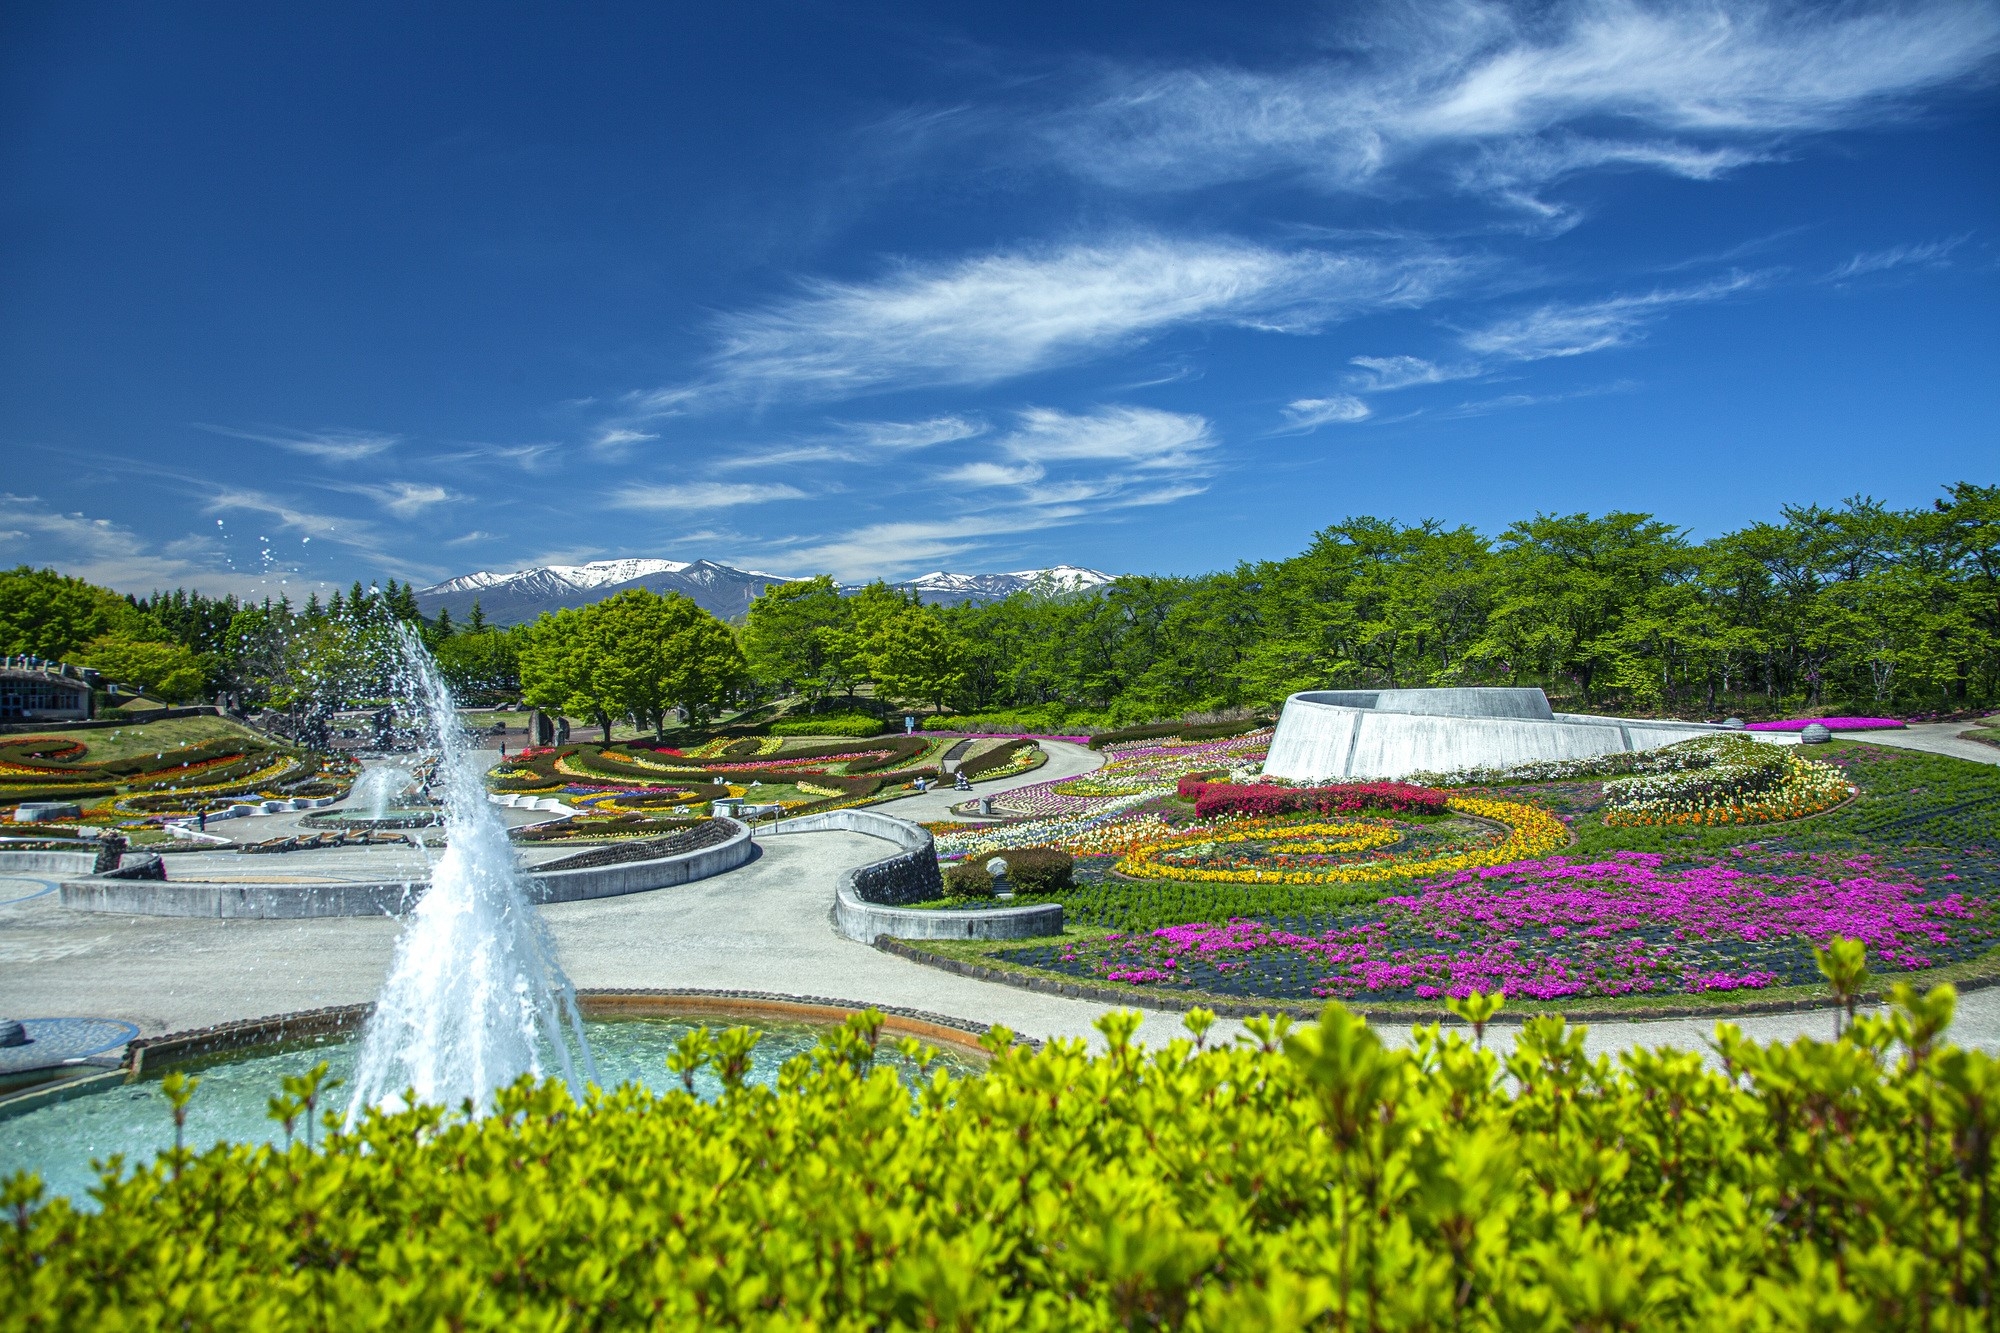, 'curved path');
5,736,1998,1062
876,738,1103,821
1844,721,2000,766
